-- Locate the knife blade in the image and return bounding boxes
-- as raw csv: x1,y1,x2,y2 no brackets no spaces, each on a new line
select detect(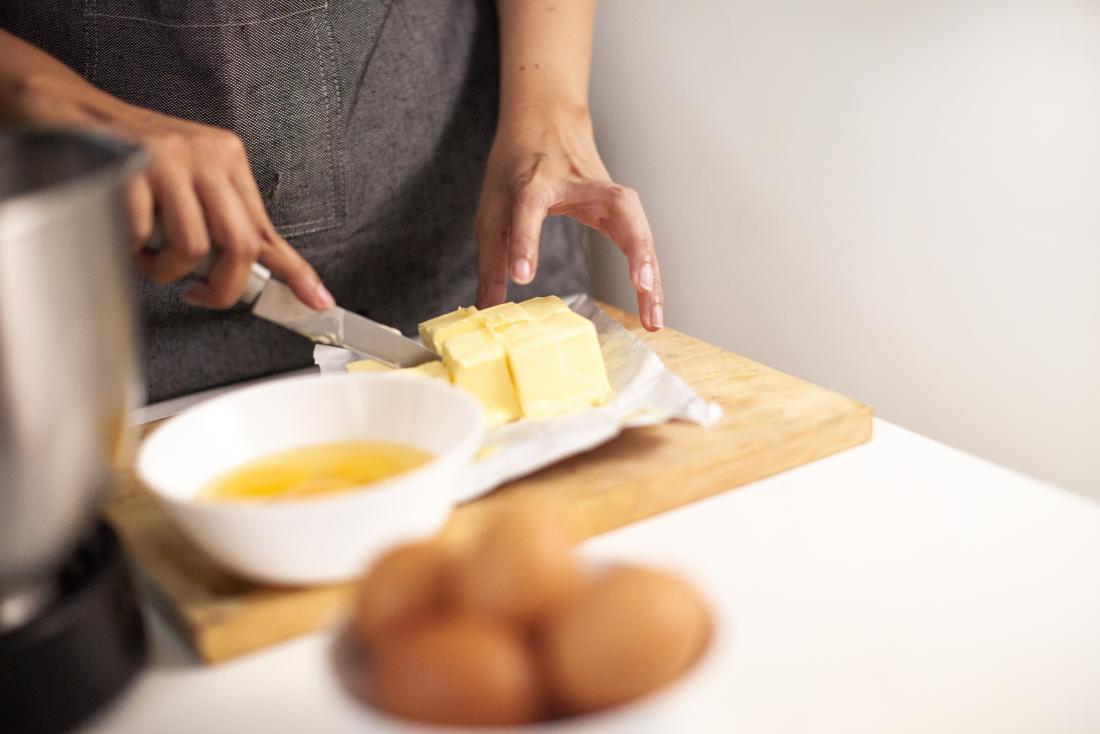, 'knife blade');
145,223,438,367
250,279,439,367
